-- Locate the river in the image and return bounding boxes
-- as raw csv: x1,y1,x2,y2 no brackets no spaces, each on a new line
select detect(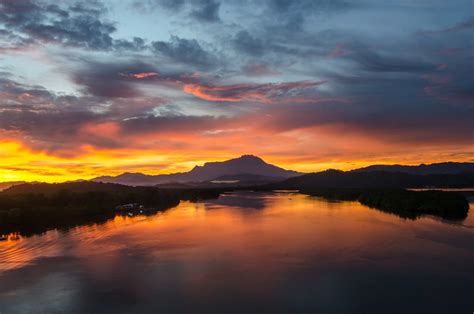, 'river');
1,191,473,313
